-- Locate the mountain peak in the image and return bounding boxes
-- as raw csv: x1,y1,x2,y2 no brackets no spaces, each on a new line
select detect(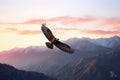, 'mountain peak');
111,35,120,40
112,35,120,38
